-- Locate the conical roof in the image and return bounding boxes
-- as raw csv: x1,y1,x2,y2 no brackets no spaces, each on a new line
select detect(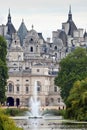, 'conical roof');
6,9,16,35
18,19,28,46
